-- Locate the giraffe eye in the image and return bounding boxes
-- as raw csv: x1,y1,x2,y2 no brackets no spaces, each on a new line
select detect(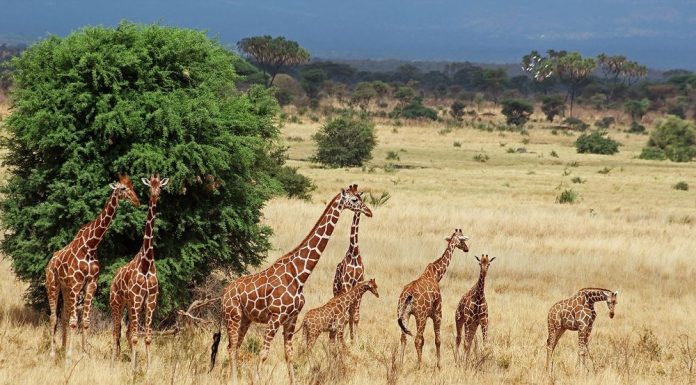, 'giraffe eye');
351,197,358,203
